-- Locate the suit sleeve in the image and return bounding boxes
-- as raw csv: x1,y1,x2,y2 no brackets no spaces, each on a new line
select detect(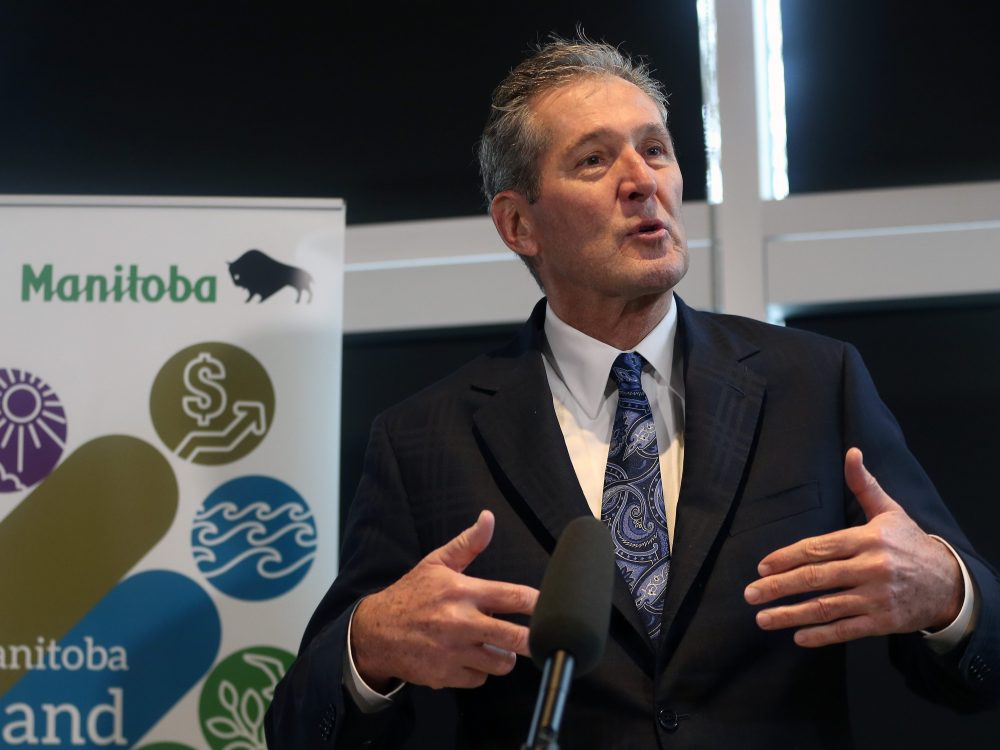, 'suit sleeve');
839,343,1000,709
265,414,424,748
